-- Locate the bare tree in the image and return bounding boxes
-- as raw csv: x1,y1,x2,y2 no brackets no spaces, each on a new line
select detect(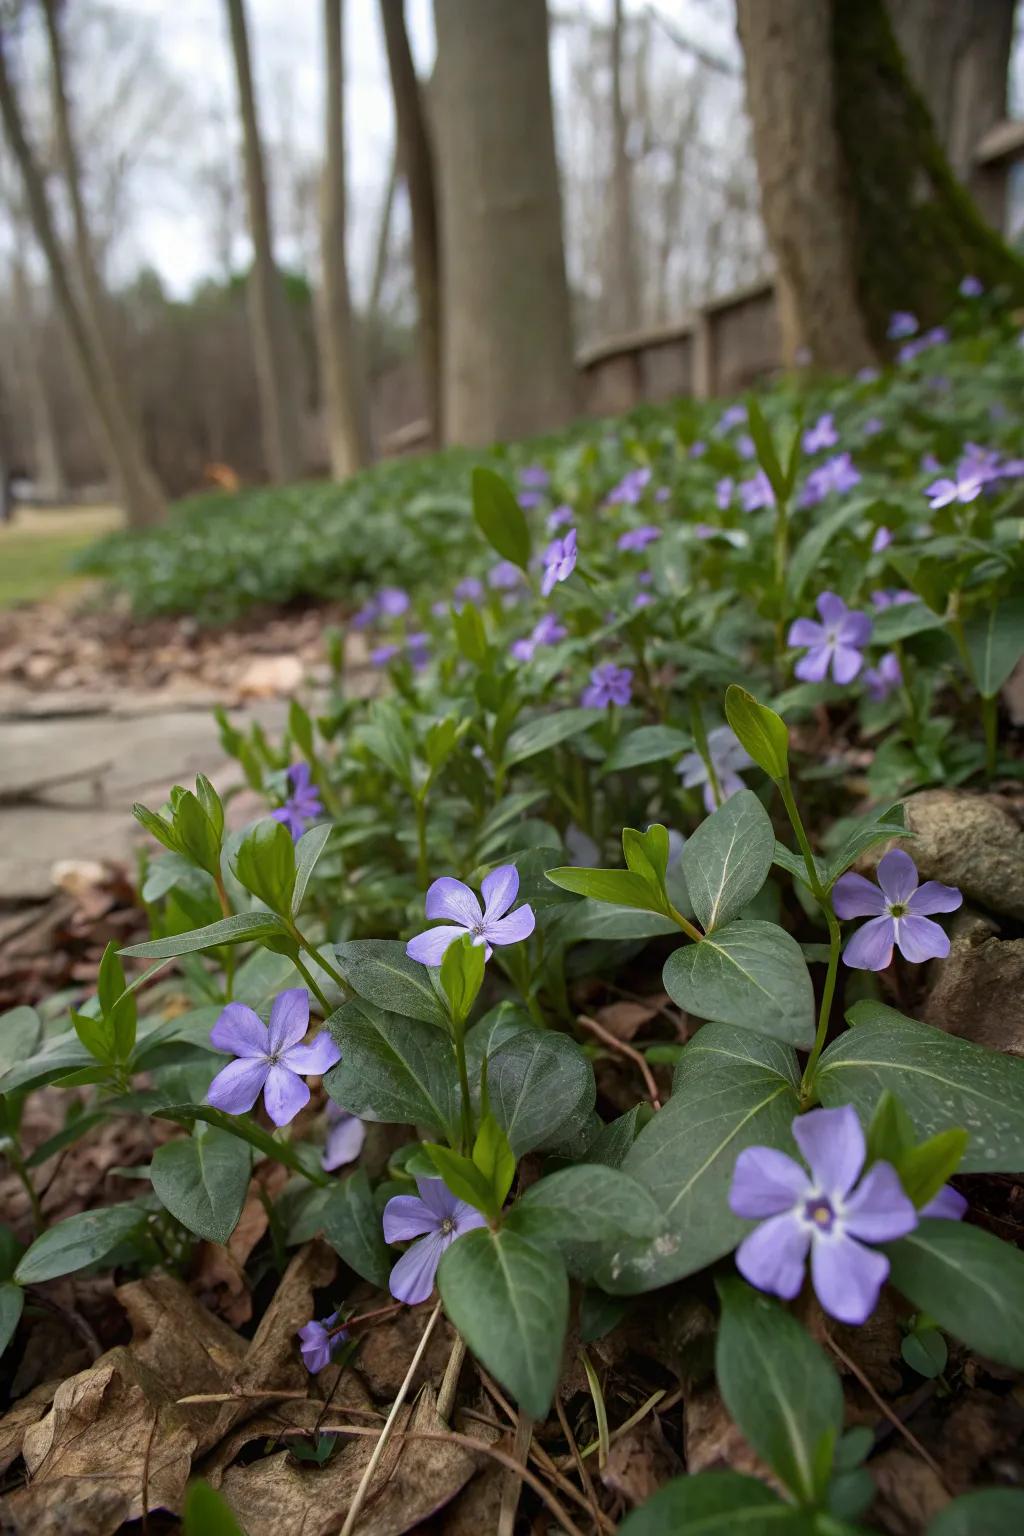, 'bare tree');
319,0,369,477
433,0,577,445
8,249,65,497
605,0,638,333
224,0,303,482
